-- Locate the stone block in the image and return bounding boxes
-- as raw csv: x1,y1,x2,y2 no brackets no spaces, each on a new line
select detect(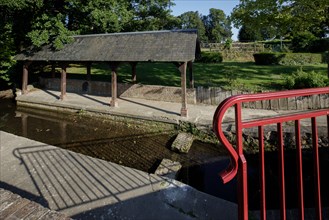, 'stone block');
154,158,182,179
171,132,194,153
